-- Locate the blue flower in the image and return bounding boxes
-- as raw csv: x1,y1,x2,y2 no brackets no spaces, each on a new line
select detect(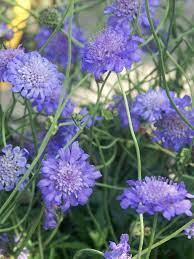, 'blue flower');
153,108,194,151
0,47,24,81
184,223,194,239
104,0,159,35
0,145,29,191
38,142,101,221
3,51,64,103
132,88,174,123
82,27,143,79
104,234,131,259
43,208,57,230
35,22,85,68
118,176,193,220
